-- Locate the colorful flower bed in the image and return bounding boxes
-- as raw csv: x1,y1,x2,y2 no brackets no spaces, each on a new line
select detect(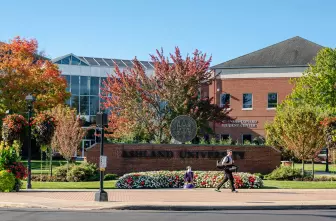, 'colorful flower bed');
116,171,263,189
